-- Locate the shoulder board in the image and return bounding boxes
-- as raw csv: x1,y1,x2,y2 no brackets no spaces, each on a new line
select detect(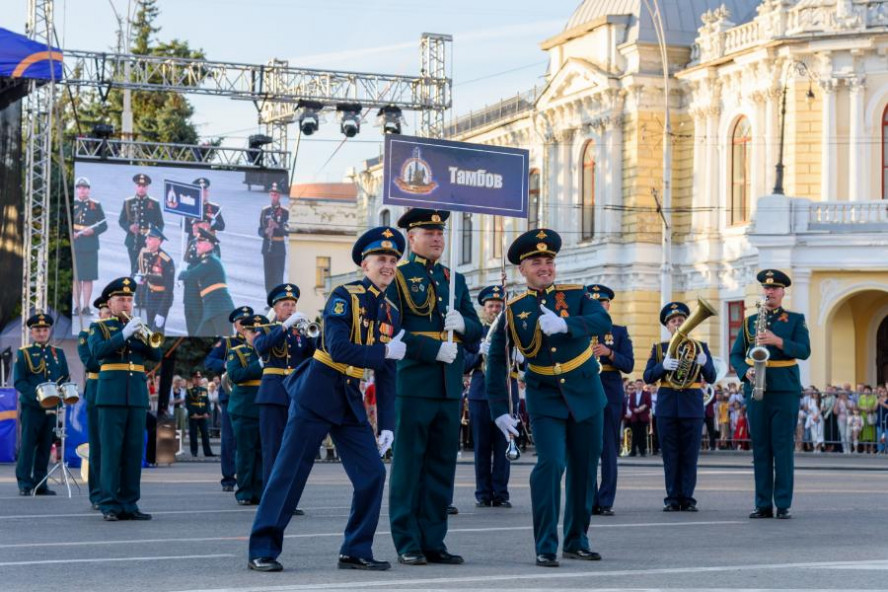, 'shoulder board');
555,284,584,291
90,199,101,204
97,318,116,323
507,291,532,306
18,346,30,351
385,297,399,312
159,252,171,262
397,260,410,267
231,344,249,351
343,284,366,295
